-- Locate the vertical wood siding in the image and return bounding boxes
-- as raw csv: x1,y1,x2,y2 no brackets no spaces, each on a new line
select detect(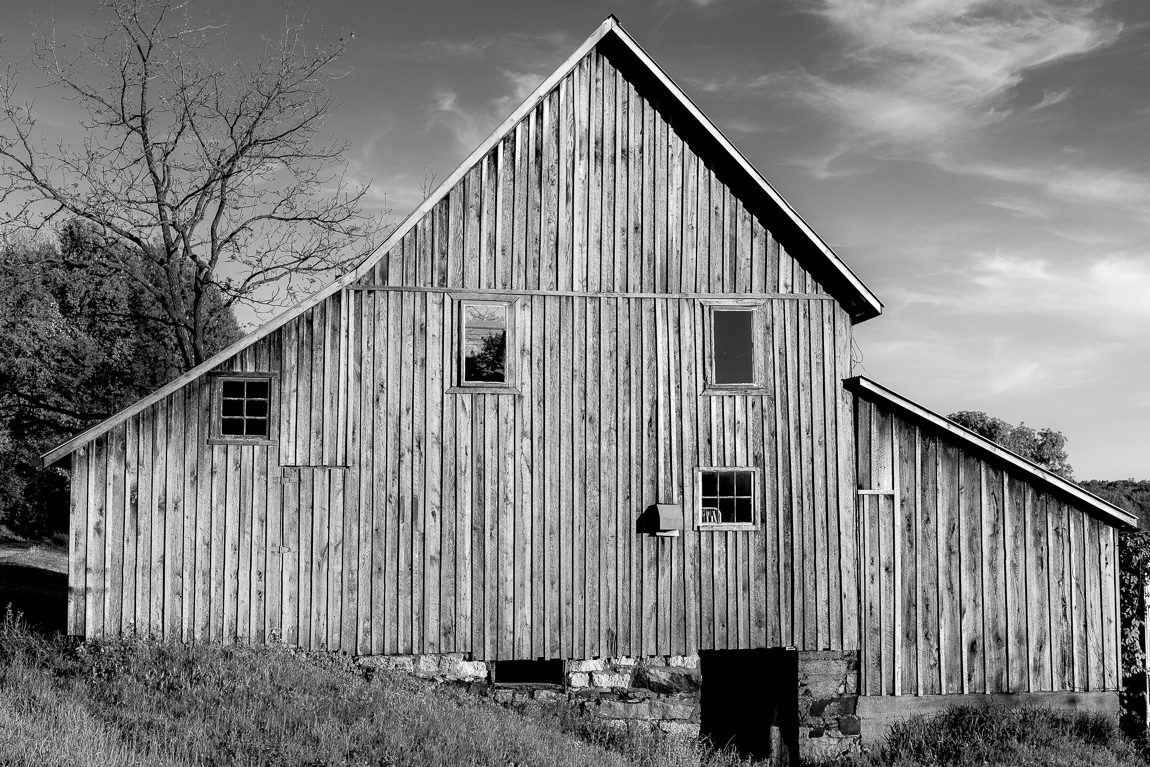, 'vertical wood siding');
855,393,1120,694
68,44,859,658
